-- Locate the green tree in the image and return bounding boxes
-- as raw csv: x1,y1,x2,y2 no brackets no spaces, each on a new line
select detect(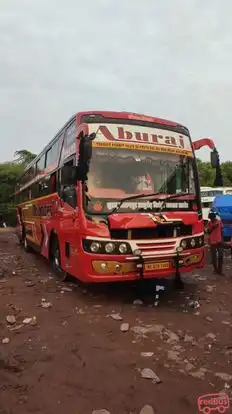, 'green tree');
197,159,232,187
0,149,37,225
0,162,24,225
221,162,232,186
197,159,215,187
14,149,36,166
